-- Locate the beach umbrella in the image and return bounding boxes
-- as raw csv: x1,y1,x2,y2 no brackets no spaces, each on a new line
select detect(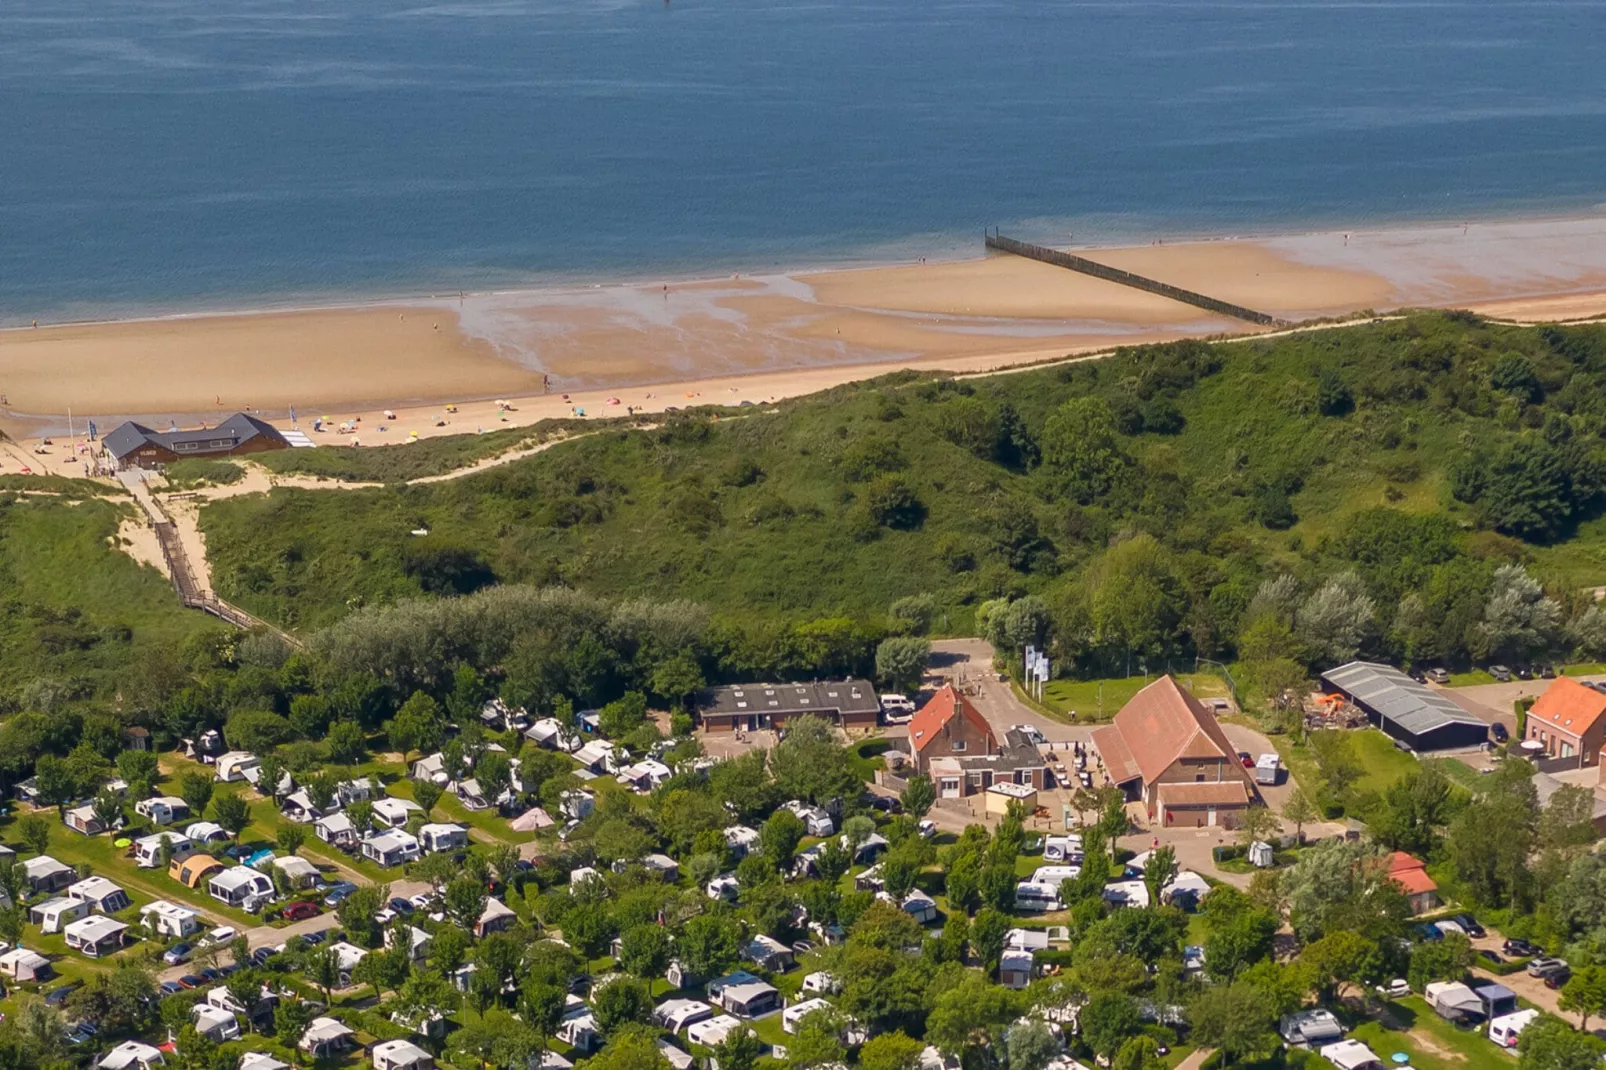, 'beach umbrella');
607,397,621,405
